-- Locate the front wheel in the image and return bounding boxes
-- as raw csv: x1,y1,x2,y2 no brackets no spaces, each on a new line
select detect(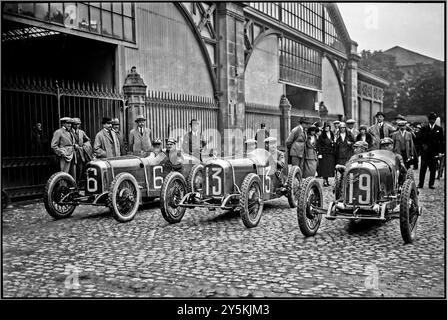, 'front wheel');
107,173,141,223
400,179,420,244
334,171,343,200
160,171,187,224
286,166,302,208
186,163,204,193
297,177,323,237
43,172,78,219
239,173,264,228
